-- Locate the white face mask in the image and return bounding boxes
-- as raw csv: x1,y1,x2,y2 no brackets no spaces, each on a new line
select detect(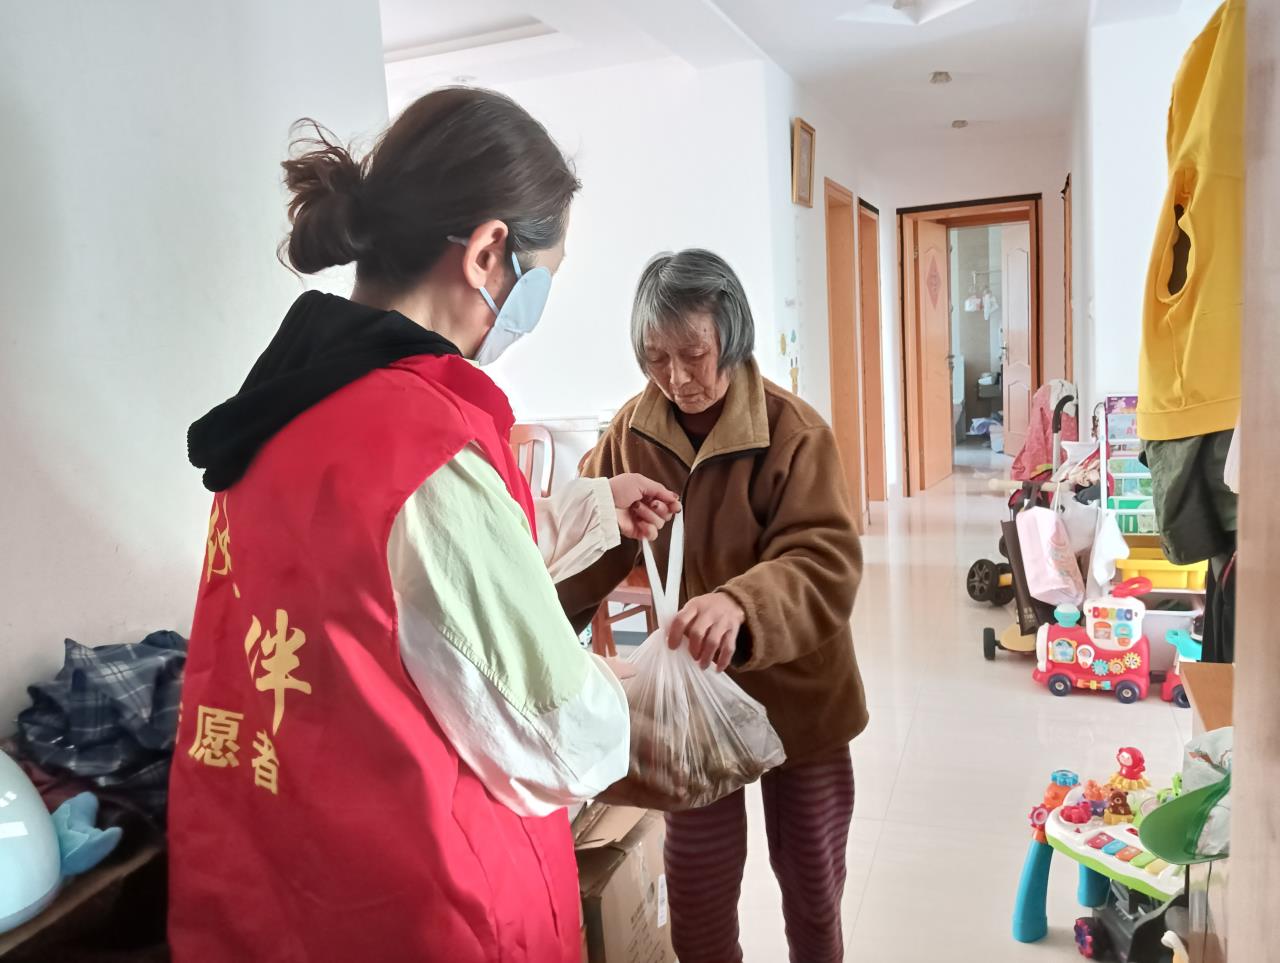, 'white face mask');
449,237,552,366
